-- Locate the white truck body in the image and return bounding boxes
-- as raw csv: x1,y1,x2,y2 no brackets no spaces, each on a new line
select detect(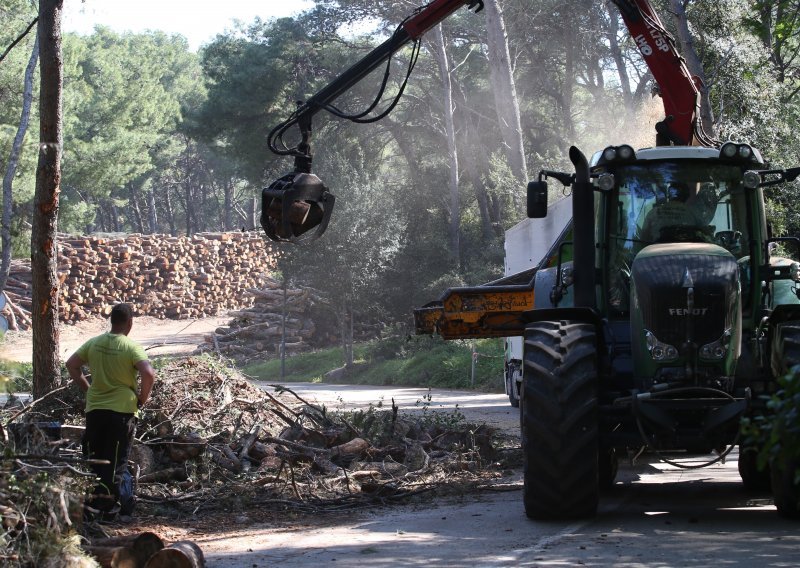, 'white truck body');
503,196,572,405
